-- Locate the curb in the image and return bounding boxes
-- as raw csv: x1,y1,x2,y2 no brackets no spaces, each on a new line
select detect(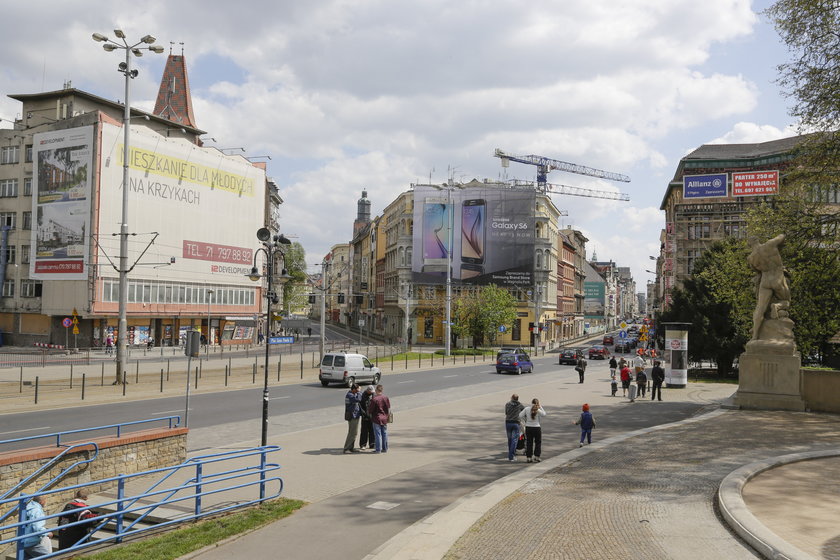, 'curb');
717,450,840,560
363,408,729,560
